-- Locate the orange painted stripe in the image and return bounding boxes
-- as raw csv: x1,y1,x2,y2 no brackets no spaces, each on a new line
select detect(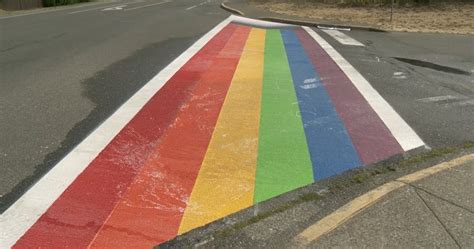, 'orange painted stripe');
87,25,251,248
